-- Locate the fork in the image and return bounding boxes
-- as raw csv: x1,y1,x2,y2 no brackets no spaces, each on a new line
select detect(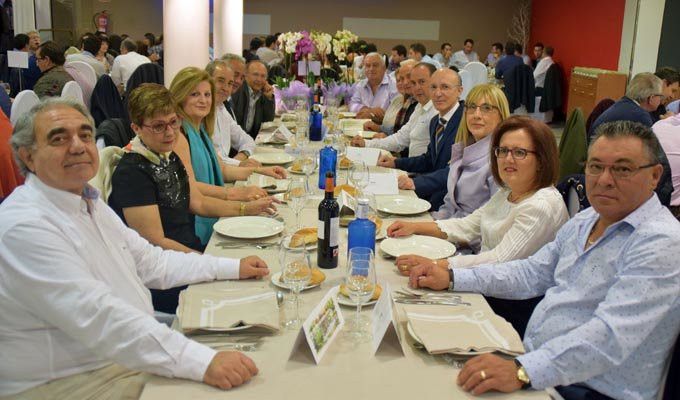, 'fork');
216,241,279,249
